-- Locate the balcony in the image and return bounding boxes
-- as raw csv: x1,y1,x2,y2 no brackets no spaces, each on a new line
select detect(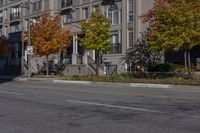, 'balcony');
61,0,73,8
10,12,21,21
109,43,122,54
